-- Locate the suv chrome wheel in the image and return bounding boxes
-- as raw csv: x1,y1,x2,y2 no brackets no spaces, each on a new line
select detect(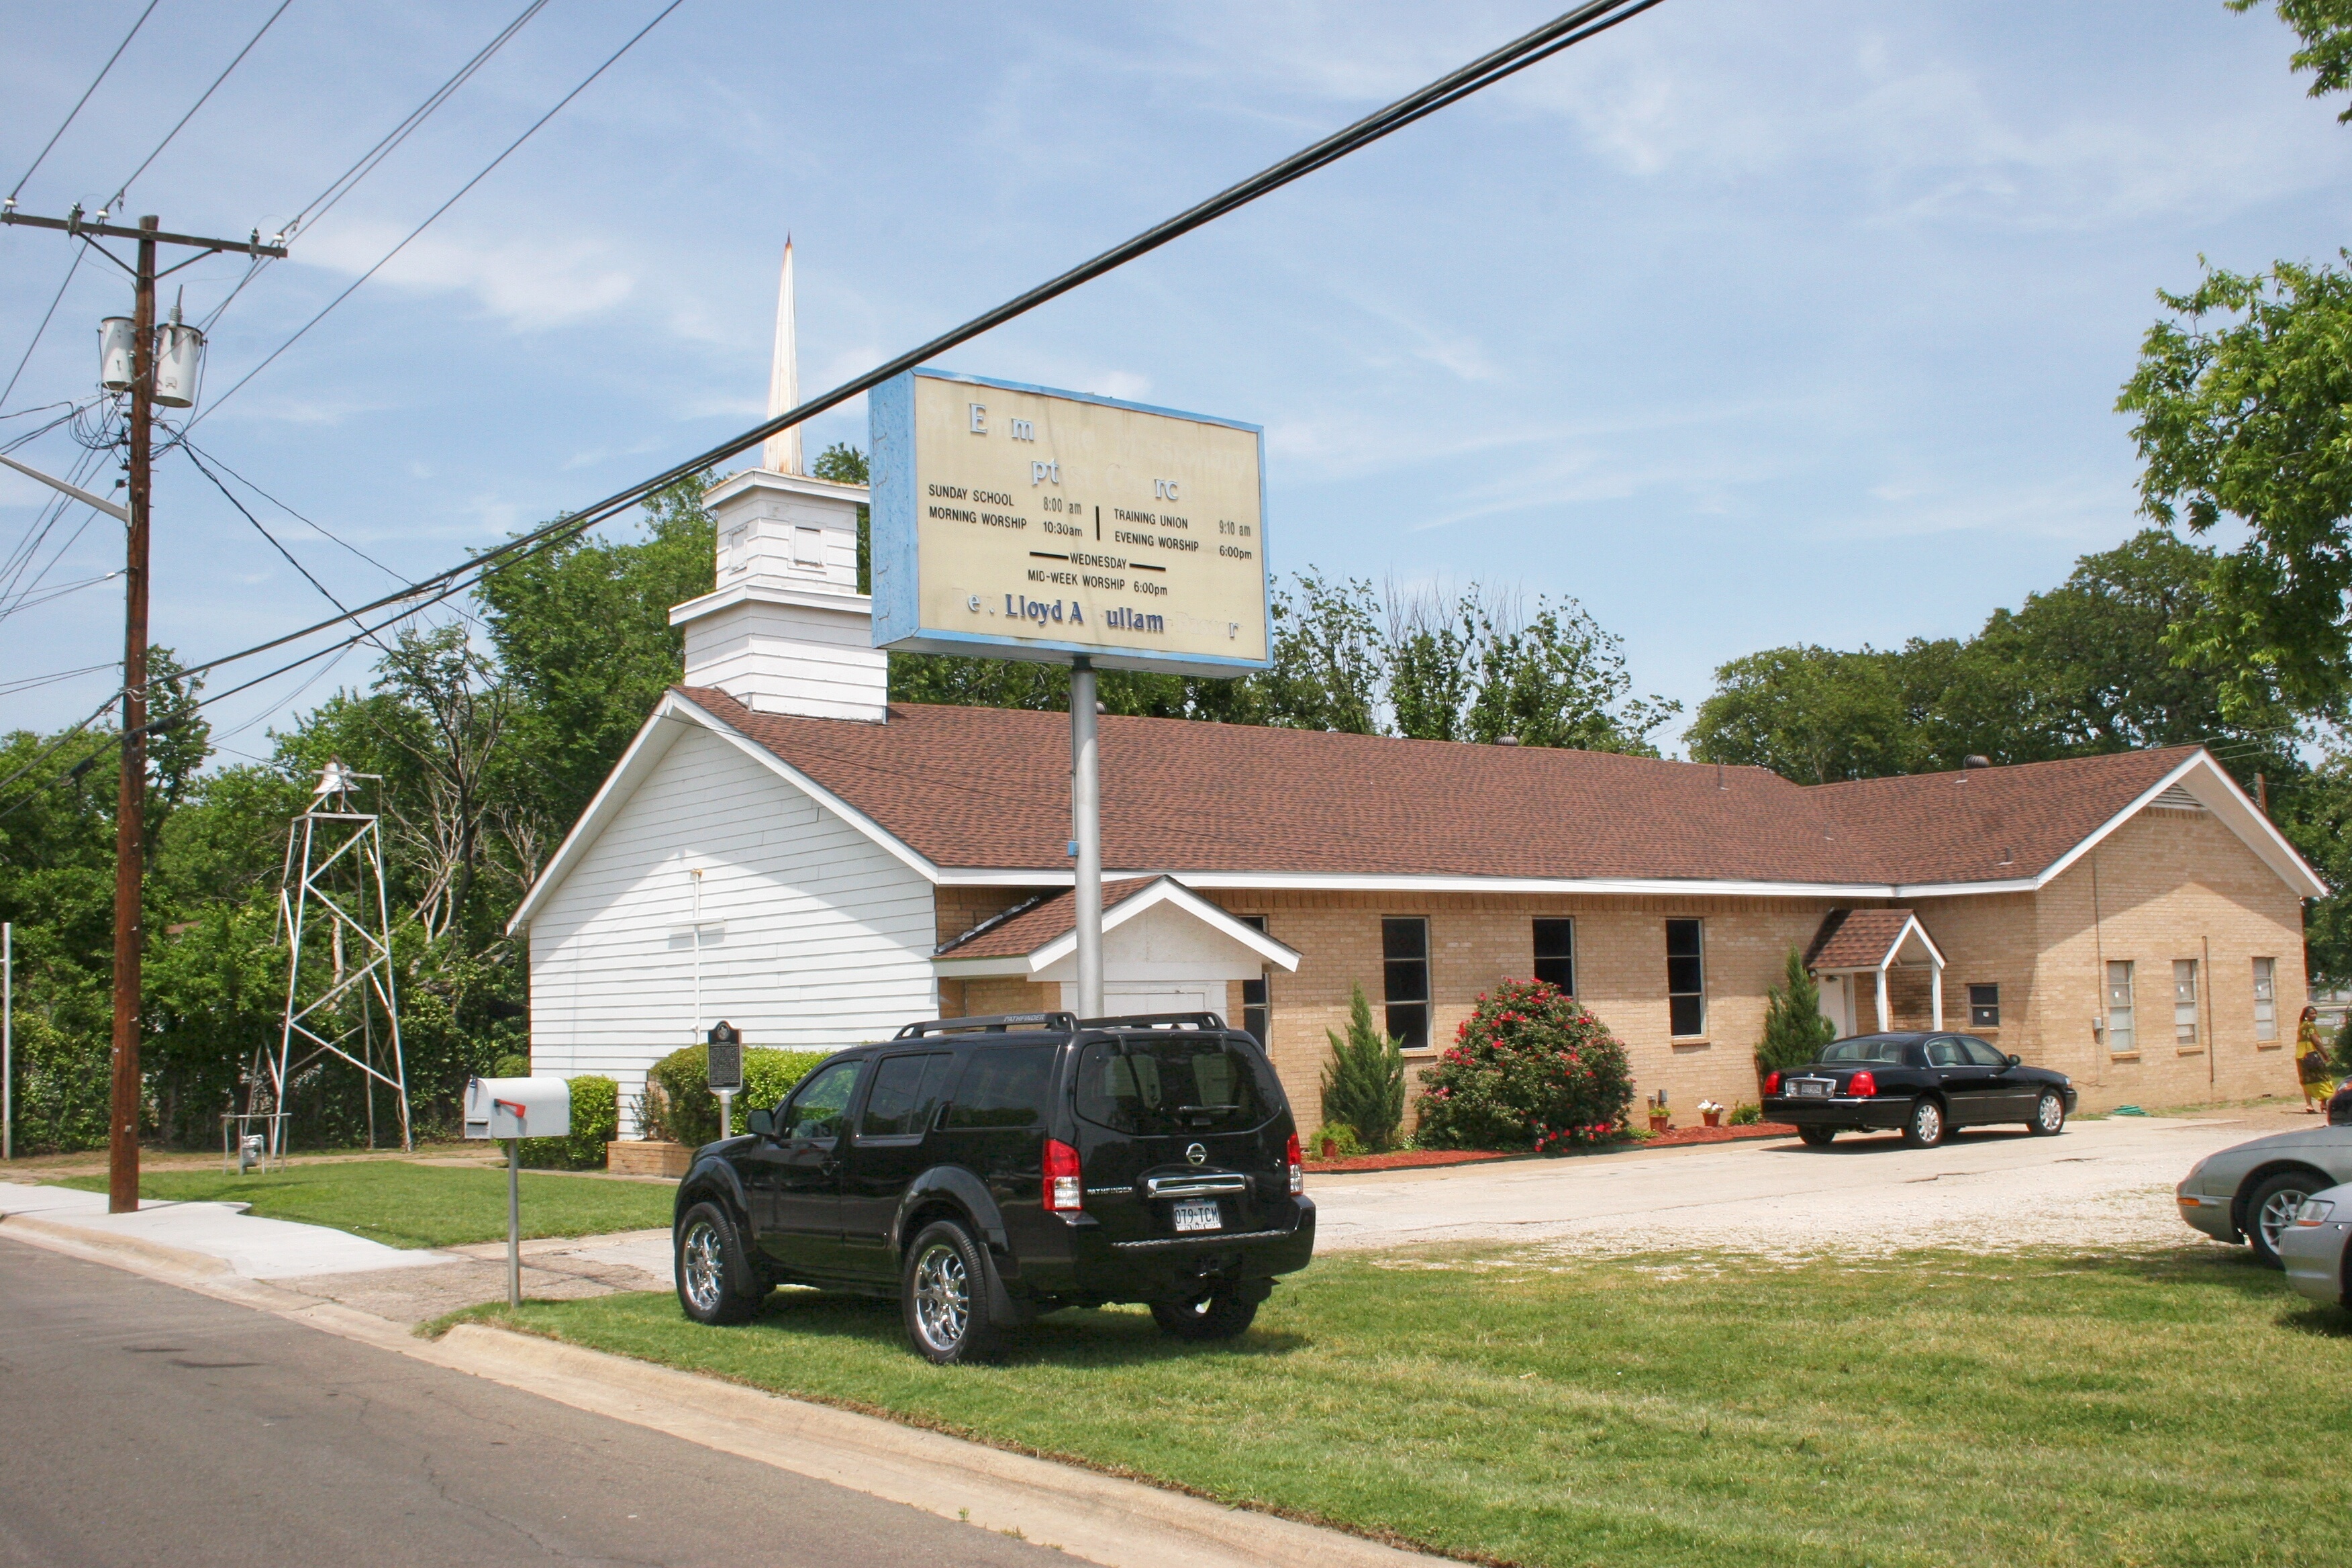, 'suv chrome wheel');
912,1242,969,1351
680,1219,725,1314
